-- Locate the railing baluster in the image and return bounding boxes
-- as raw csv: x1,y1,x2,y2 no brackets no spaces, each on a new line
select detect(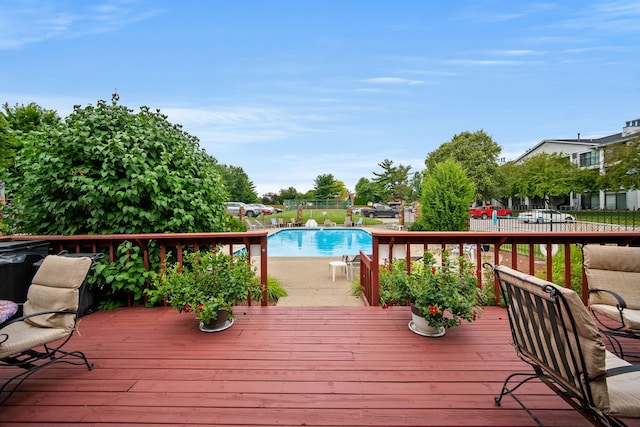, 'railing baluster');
359,231,640,307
